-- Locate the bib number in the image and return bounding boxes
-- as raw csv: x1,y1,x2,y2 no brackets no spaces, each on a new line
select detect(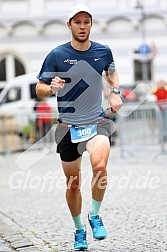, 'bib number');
70,124,97,143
